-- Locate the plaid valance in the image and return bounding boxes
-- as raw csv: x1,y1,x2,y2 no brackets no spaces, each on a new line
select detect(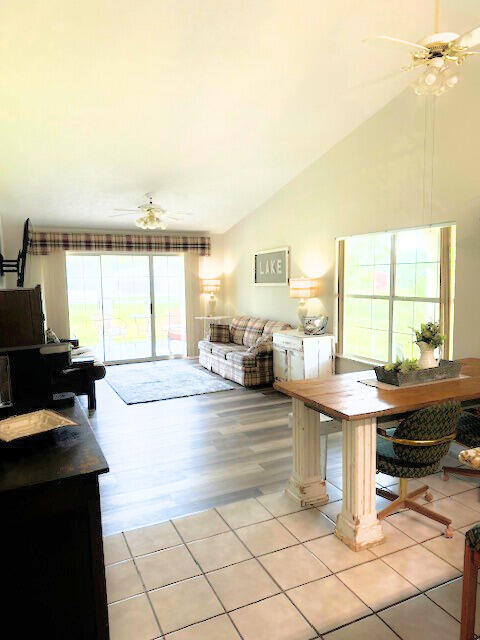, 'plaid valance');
28,231,211,256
